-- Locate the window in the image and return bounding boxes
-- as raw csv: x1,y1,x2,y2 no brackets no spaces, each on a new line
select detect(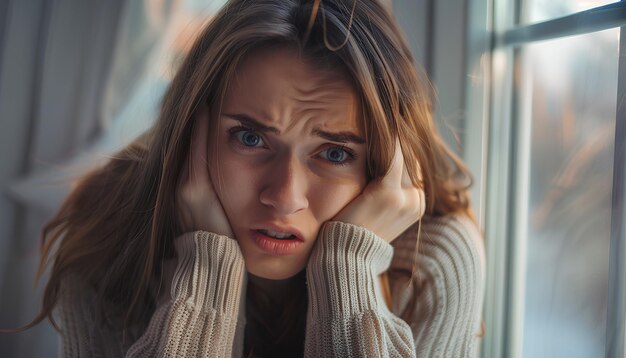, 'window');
474,1,626,357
